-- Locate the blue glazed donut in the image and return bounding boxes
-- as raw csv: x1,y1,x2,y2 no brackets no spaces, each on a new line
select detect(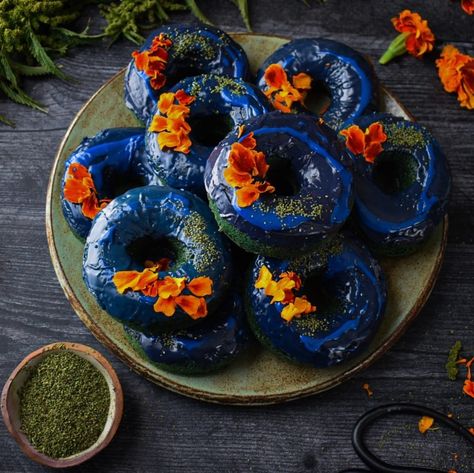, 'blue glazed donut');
256,38,379,130
125,24,249,123
204,112,354,257
344,113,451,256
246,235,387,368
61,128,160,239
83,186,233,334
145,74,271,196
125,293,249,374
